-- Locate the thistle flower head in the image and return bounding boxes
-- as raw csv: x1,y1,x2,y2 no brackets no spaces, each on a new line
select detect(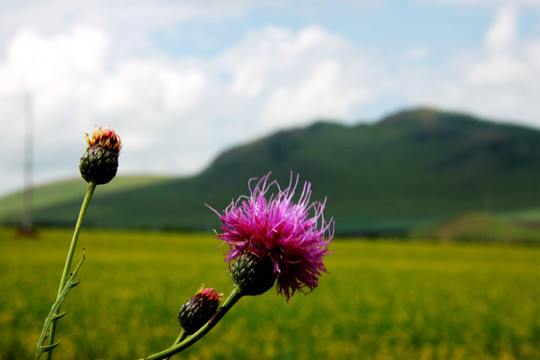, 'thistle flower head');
210,172,334,301
79,125,122,185
178,286,223,335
